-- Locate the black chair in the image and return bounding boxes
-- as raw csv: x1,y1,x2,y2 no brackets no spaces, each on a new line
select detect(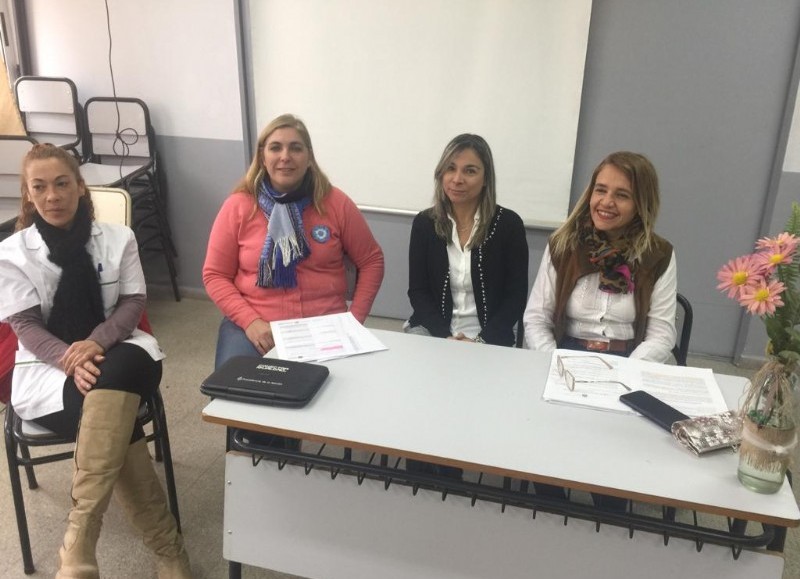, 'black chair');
79,96,180,301
672,293,693,366
4,389,181,575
